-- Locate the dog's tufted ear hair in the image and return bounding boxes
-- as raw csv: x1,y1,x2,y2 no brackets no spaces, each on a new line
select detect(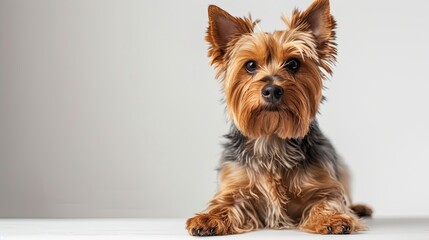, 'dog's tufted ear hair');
206,5,255,66
288,0,337,74
292,0,335,46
